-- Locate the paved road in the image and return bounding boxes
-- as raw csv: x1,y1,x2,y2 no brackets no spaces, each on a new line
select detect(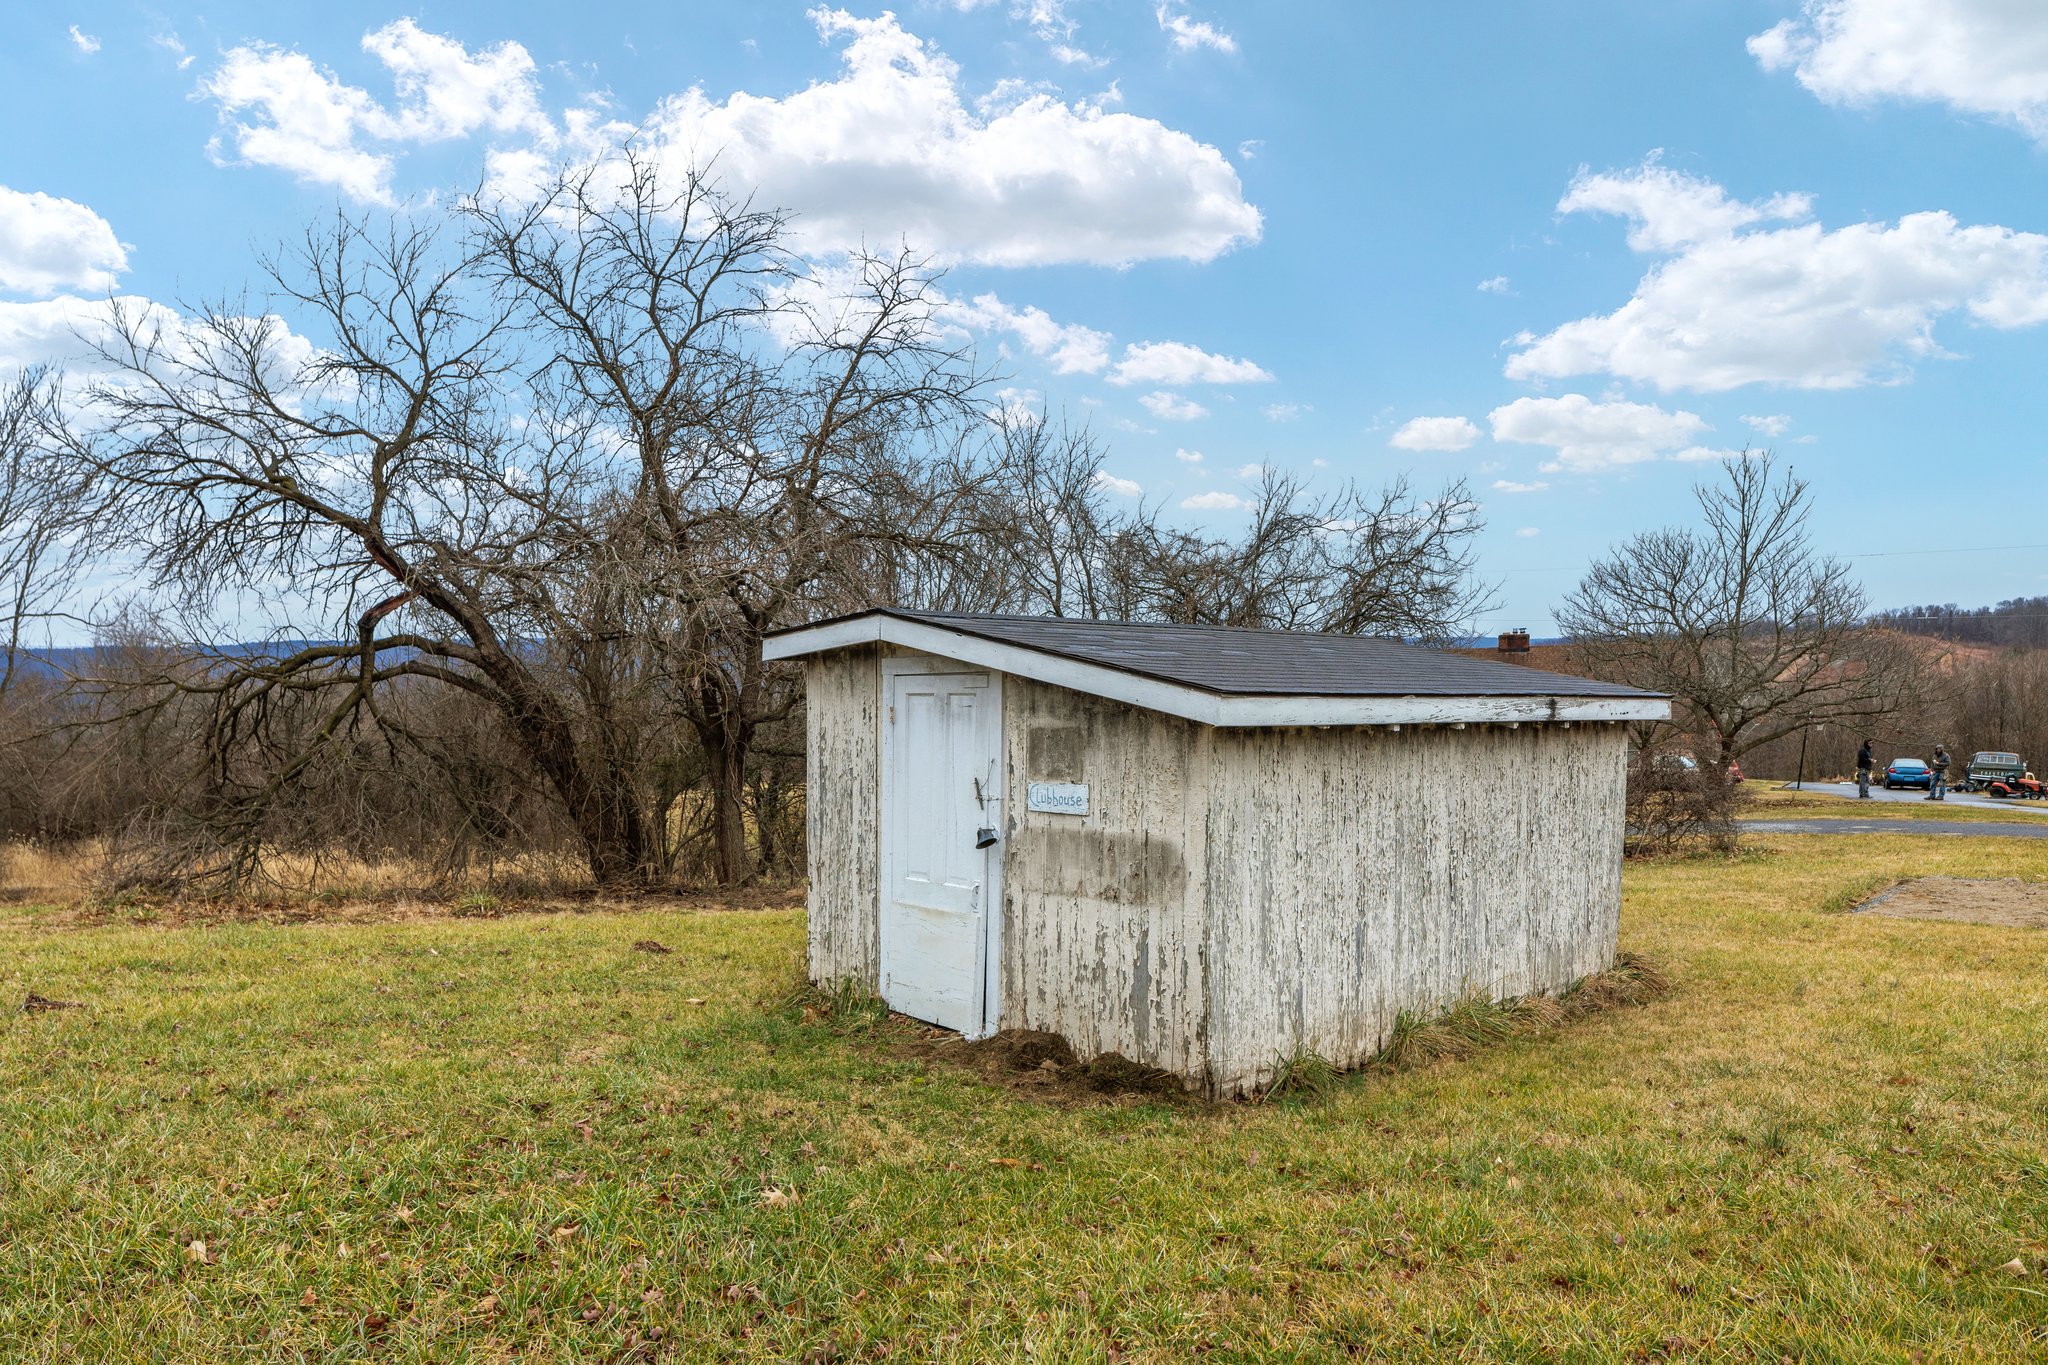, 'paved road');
1778,782,2048,817
1741,818,2048,839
